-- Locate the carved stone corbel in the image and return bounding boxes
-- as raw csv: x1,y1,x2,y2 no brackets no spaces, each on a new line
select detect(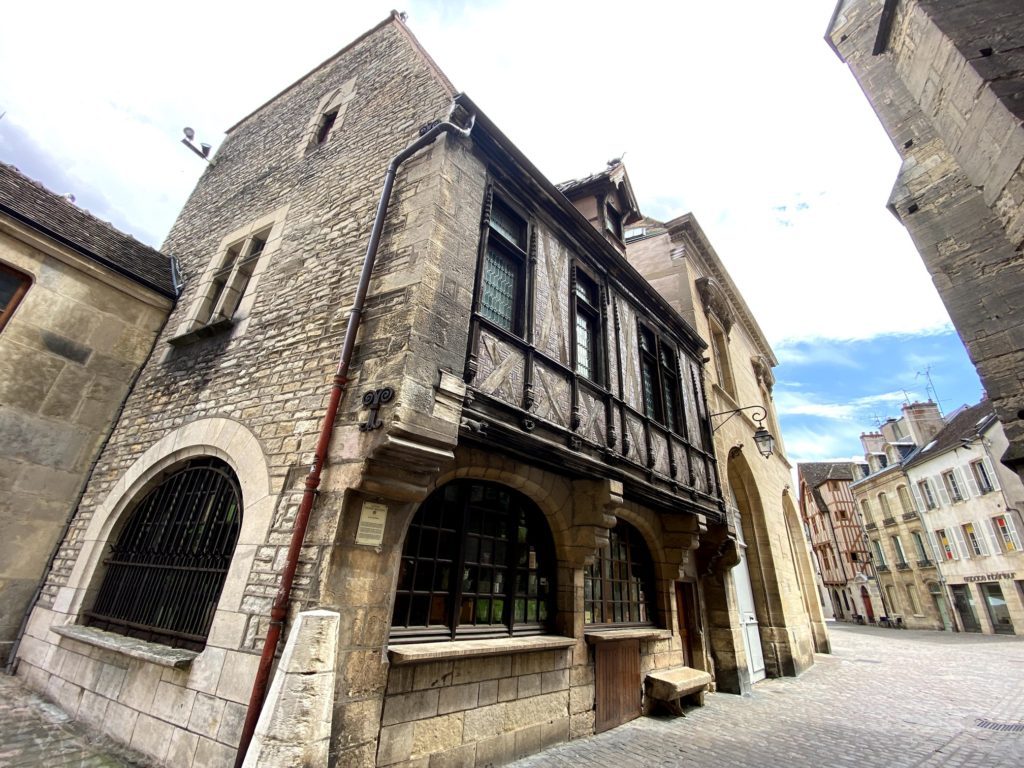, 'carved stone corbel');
565,478,624,568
